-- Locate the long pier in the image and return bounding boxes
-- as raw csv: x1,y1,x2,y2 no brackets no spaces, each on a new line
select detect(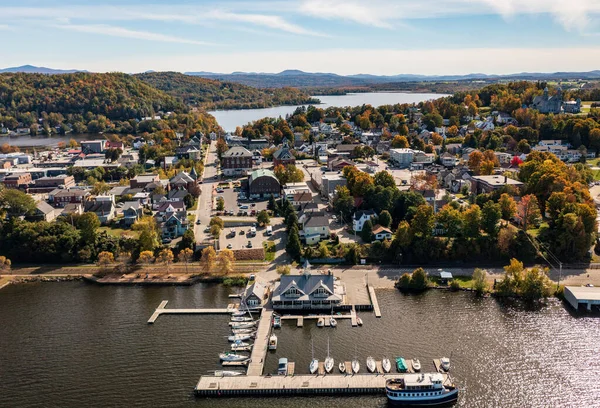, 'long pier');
246,310,273,376
367,285,381,317
195,373,448,396
147,300,236,324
